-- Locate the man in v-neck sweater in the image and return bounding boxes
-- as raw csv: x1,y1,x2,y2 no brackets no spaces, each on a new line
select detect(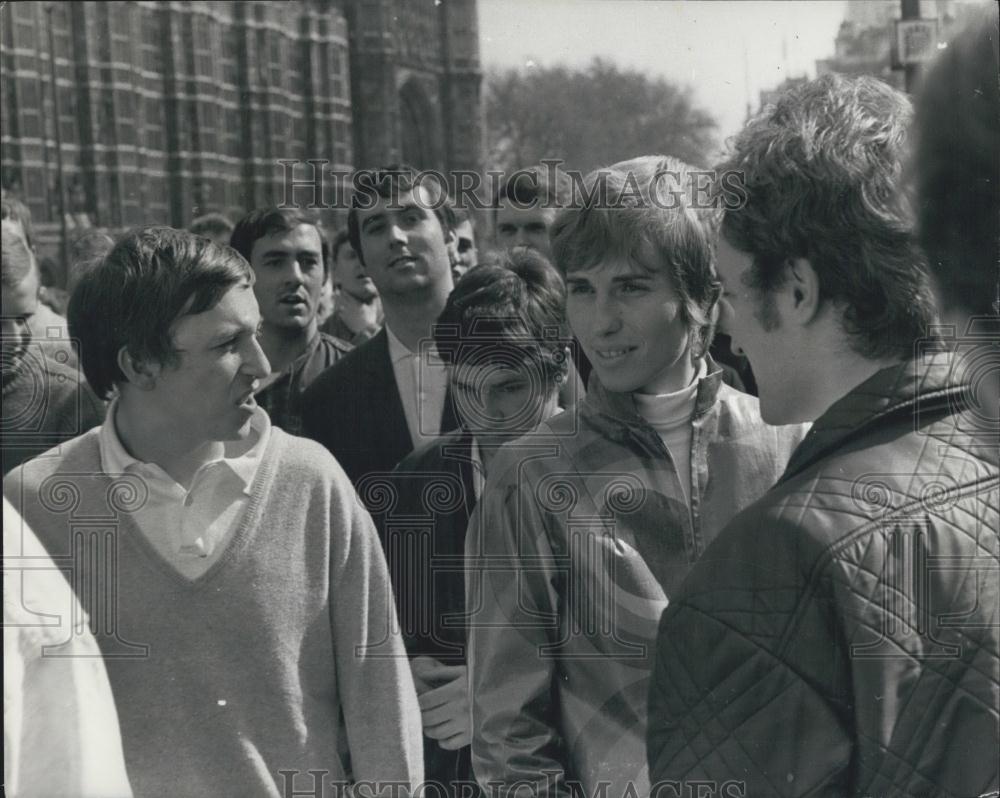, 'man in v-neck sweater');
4,228,422,796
